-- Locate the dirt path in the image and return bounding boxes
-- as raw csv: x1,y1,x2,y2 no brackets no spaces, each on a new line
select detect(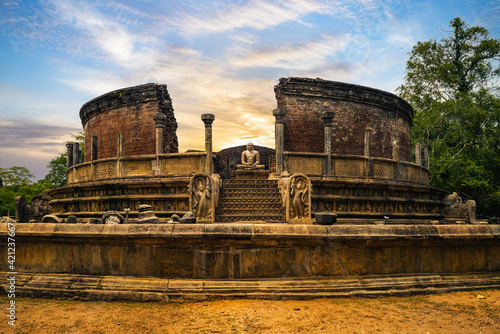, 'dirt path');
2,289,499,333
